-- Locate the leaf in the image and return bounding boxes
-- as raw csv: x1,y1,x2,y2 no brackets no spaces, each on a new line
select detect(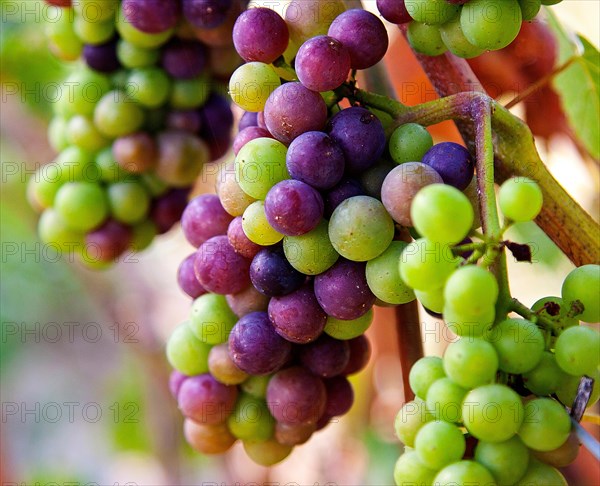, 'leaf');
546,9,600,160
